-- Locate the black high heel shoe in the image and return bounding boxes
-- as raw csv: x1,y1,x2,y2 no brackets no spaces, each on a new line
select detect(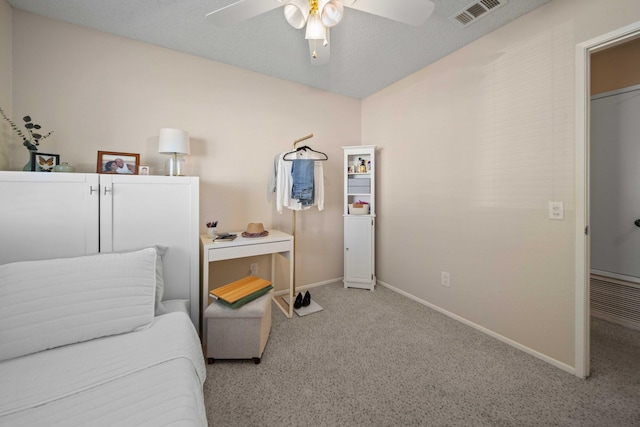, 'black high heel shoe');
294,292,303,309
302,291,311,307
